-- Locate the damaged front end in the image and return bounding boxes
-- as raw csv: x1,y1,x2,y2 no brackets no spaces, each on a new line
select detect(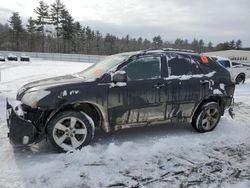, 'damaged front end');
6,99,39,146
